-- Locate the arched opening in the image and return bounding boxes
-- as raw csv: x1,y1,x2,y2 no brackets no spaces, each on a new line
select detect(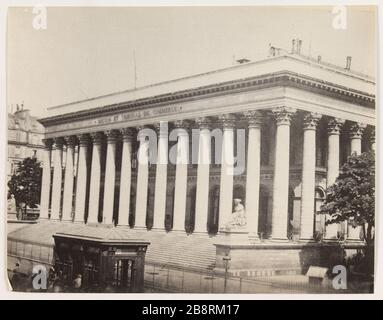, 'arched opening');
258,185,270,238
128,185,136,228
287,188,295,240
146,183,155,230
165,185,175,231
185,185,196,234
314,187,326,238
208,185,220,234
